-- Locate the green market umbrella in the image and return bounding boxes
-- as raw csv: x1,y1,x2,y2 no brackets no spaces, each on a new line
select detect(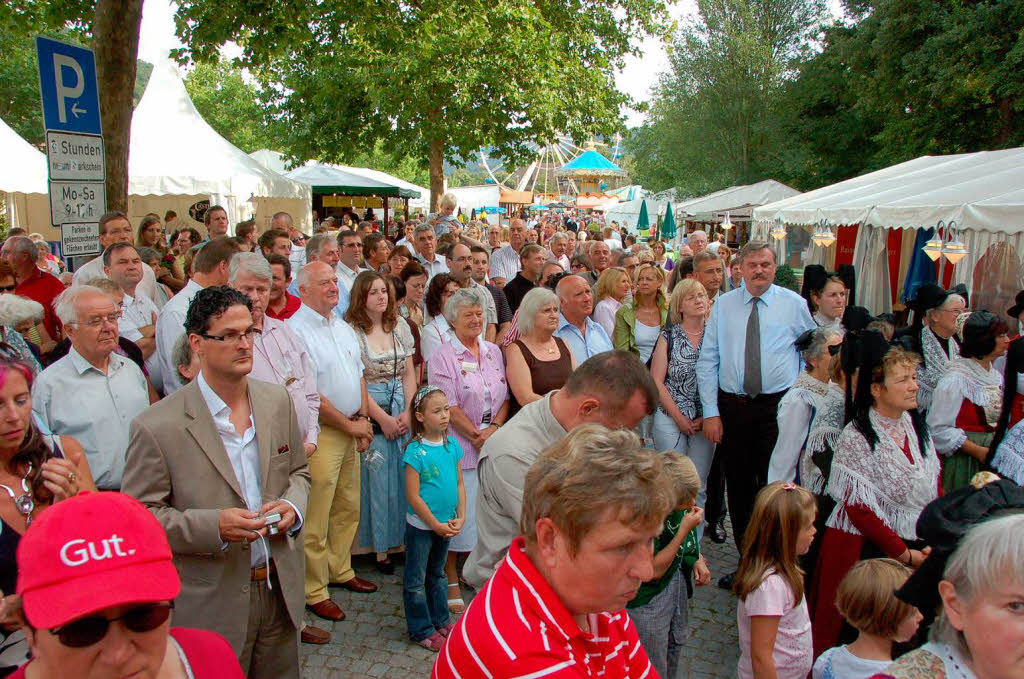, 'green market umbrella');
661,201,678,239
637,199,650,236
